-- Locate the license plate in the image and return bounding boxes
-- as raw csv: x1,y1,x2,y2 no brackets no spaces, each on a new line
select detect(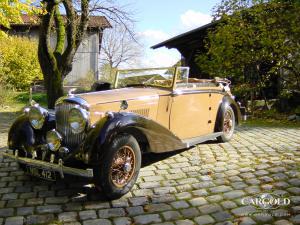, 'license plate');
26,166,56,181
